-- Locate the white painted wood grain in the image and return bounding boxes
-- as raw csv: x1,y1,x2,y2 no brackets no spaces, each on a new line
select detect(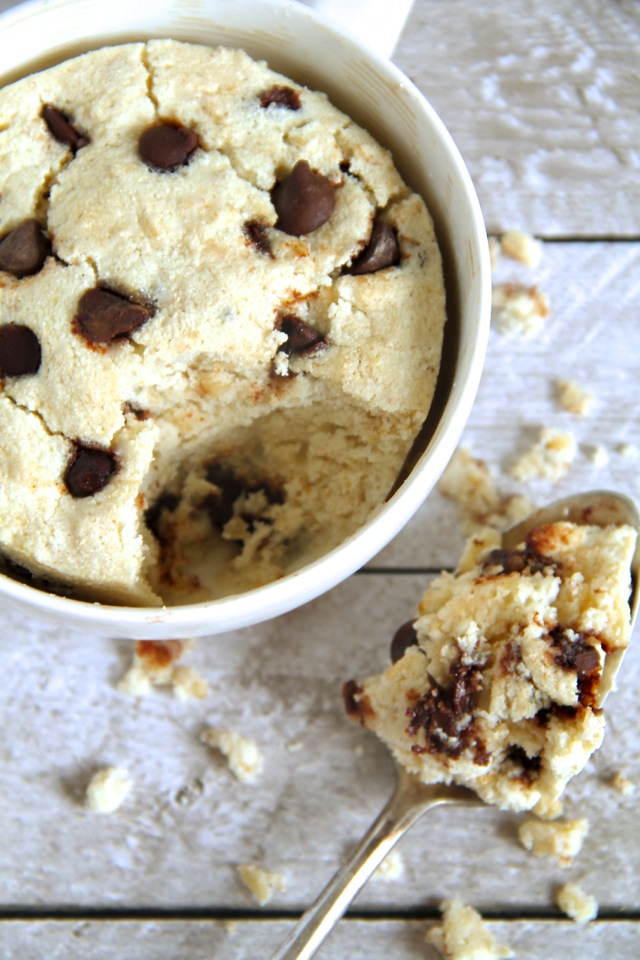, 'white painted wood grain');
0,1,638,955
376,240,640,568
2,919,640,960
395,0,640,236
1,570,638,913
